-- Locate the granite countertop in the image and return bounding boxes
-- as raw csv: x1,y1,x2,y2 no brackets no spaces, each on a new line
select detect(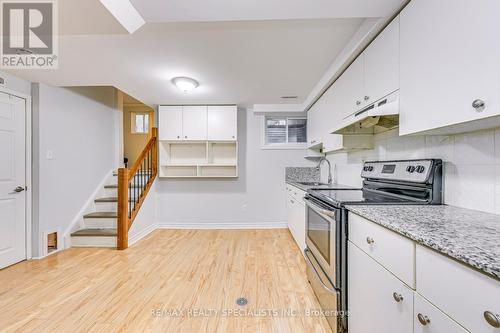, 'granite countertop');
345,205,500,280
286,180,358,192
